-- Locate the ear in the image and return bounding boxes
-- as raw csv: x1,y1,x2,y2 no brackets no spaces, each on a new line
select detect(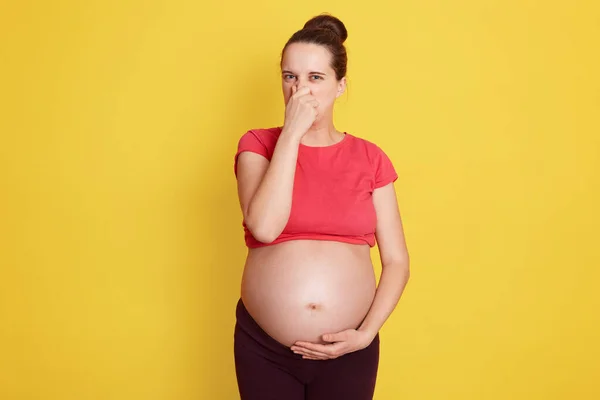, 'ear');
336,77,347,98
